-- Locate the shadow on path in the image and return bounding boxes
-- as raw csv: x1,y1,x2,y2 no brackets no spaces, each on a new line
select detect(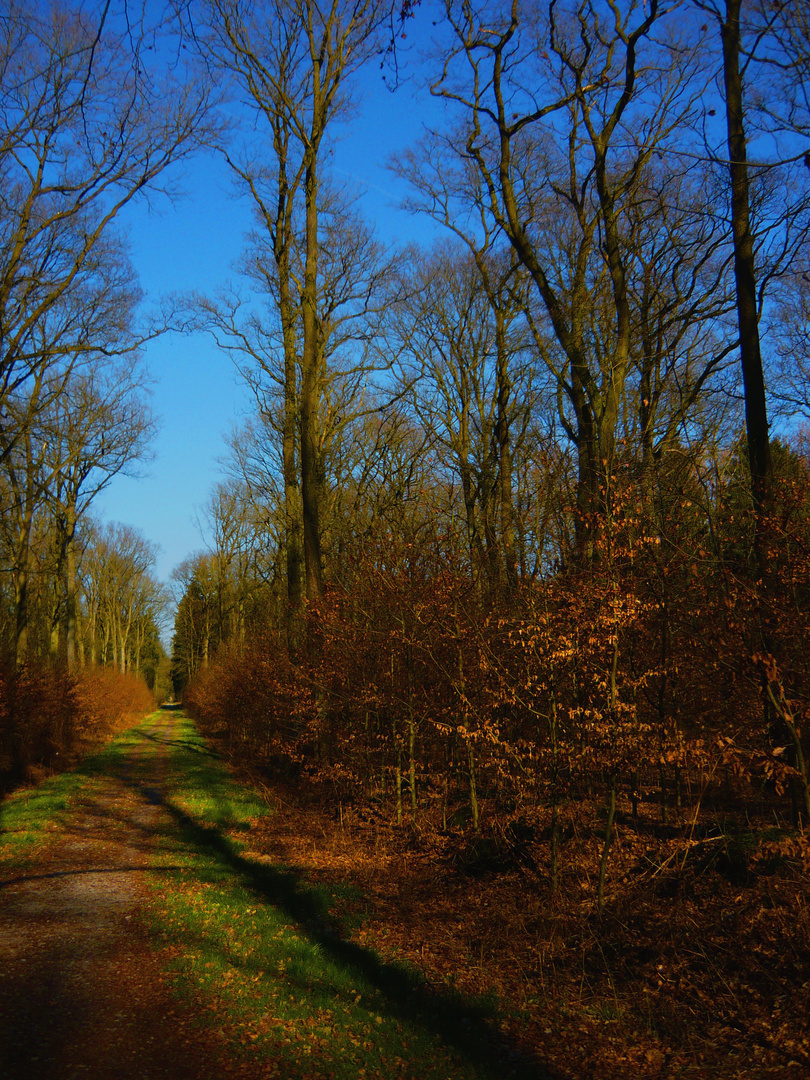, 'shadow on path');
0,739,256,1080
0,863,190,889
